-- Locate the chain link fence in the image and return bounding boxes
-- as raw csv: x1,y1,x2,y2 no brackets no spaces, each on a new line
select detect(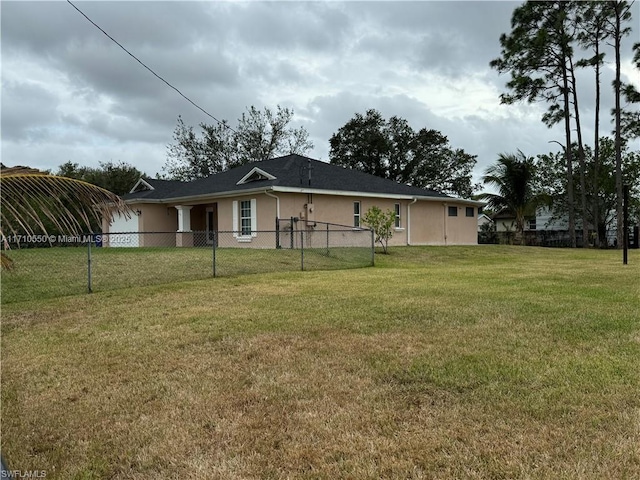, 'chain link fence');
1,226,374,304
